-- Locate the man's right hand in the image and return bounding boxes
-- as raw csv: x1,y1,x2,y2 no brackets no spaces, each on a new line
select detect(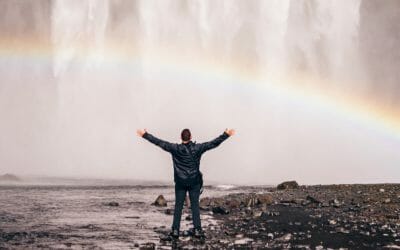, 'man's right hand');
225,128,235,136
136,129,147,137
